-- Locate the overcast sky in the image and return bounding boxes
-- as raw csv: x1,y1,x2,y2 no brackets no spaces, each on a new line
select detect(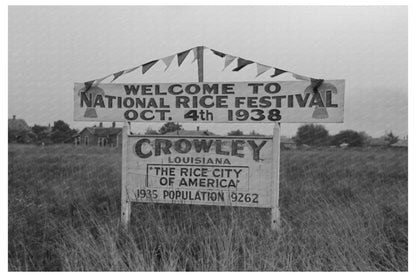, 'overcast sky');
8,6,408,137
